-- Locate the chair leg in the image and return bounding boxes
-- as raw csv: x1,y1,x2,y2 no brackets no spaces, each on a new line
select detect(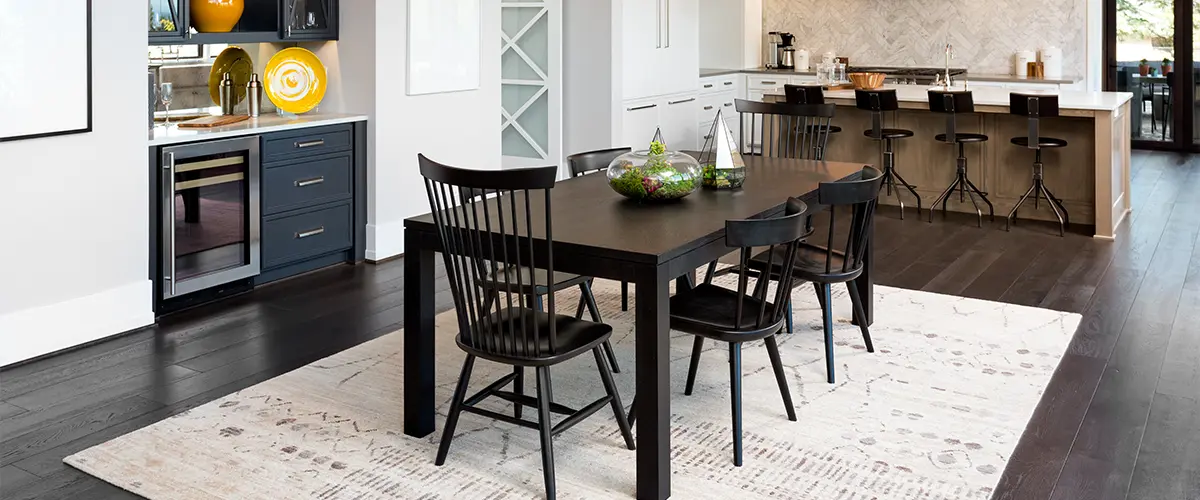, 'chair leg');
579,279,621,373
535,366,557,500
846,281,875,353
594,347,636,450
513,366,524,419
785,298,794,334
684,336,704,396
963,177,995,223
627,396,637,426
819,283,836,384
729,343,744,466
435,355,476,465
703,260,719,284
621,281,629,311
813,281,827,313
574,286,587,319
764,335,797,421
1039,182,1068,237
1005,183,1038,232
